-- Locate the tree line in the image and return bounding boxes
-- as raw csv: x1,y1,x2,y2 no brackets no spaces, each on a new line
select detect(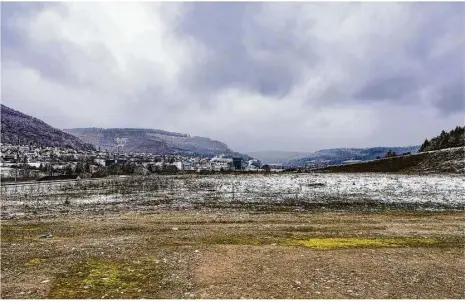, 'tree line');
419,126,464,152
